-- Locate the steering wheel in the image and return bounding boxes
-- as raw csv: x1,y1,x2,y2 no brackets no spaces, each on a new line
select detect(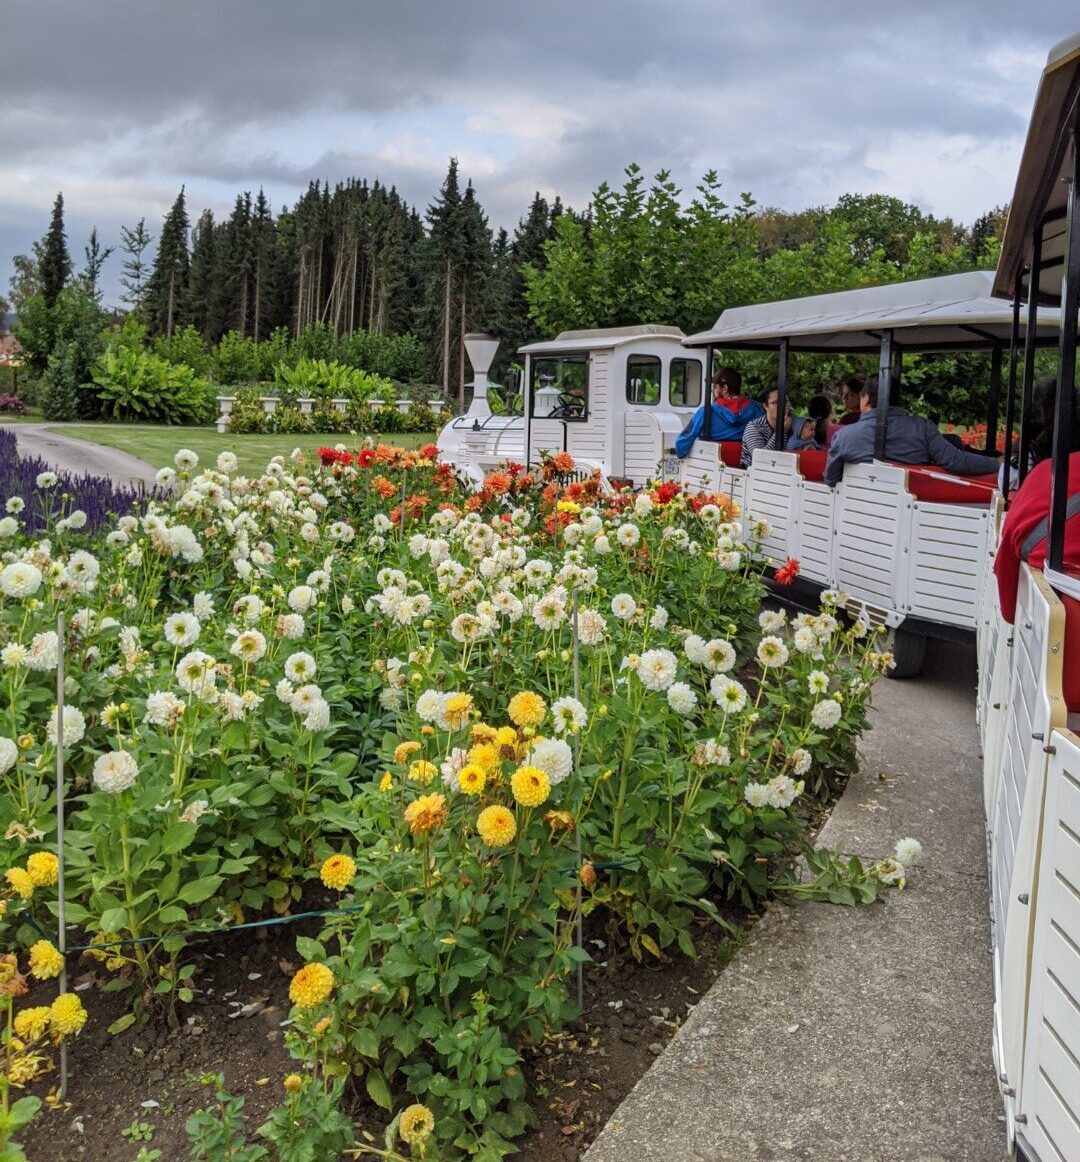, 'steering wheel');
547,392,585,419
